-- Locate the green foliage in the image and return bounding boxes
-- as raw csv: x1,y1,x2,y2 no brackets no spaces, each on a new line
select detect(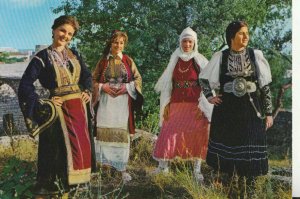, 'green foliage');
53,0,292,124
0,157,35,198
0,52,27,64
0,136,291,198
54,0,290,65
171,163,227,199
268,55,292,109
253,176,292,199
0,52,10,63
151,163,291,199
130,136,156,167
